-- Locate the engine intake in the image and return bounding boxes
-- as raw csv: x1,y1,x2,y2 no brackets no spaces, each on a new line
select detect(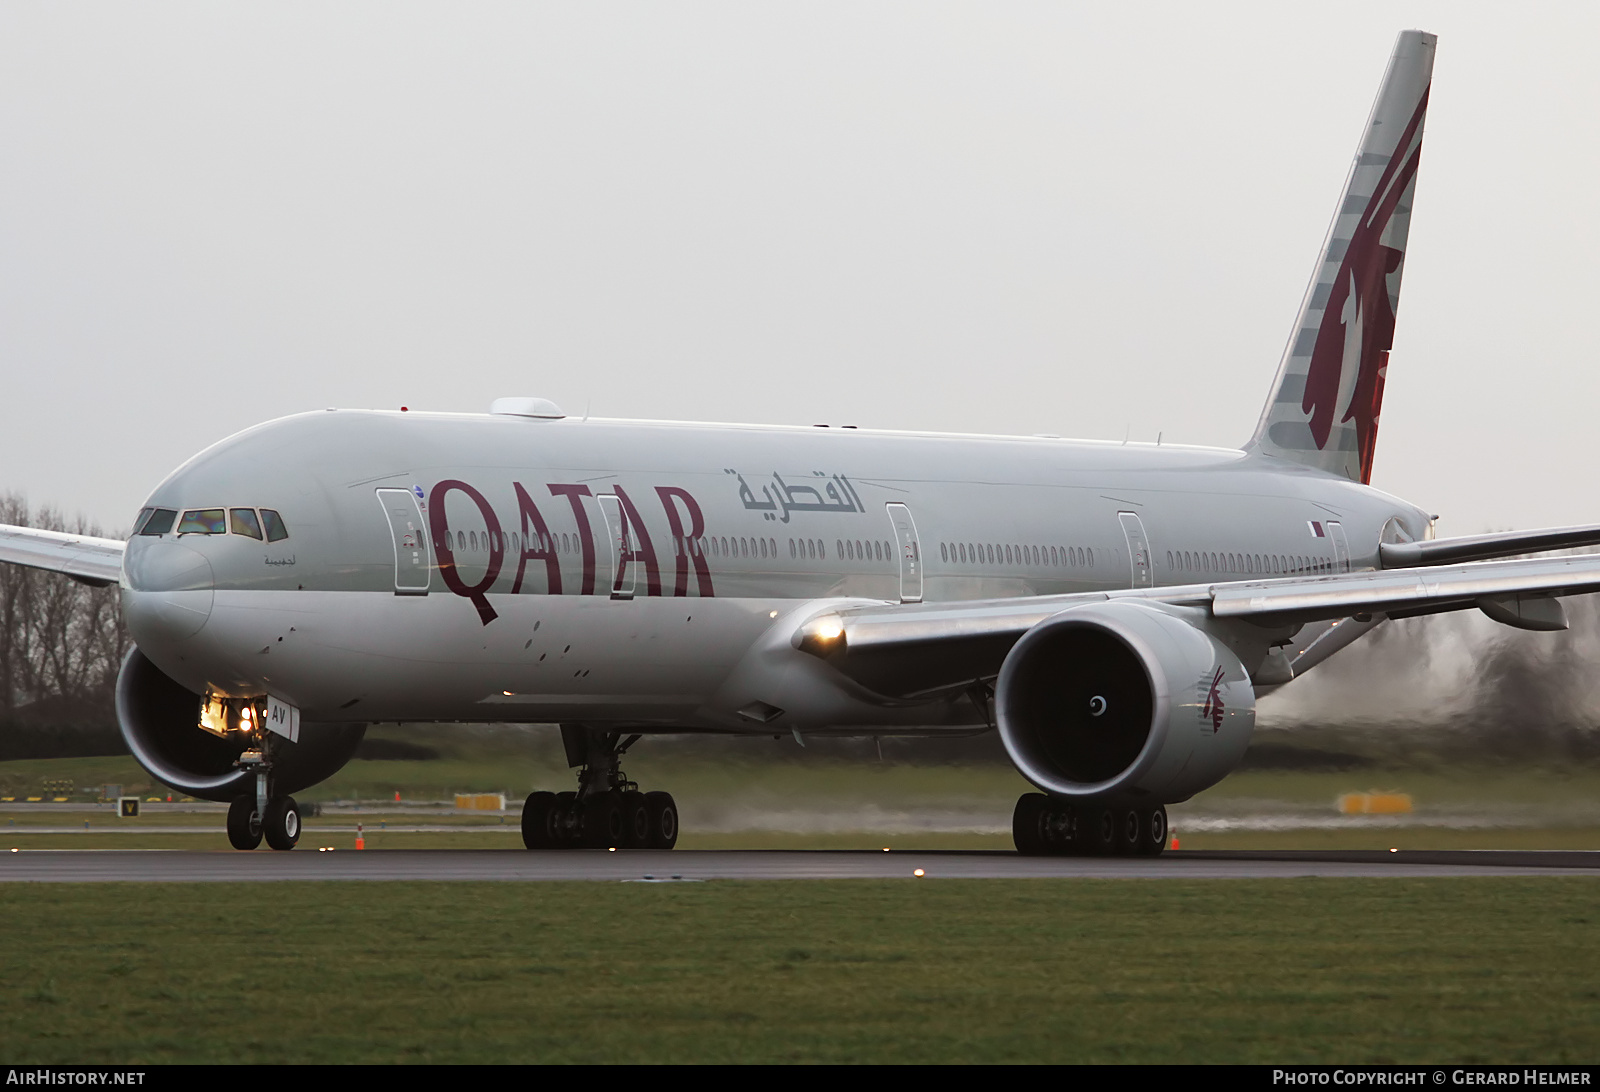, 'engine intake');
996,601,1254,803
115,647,366,802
